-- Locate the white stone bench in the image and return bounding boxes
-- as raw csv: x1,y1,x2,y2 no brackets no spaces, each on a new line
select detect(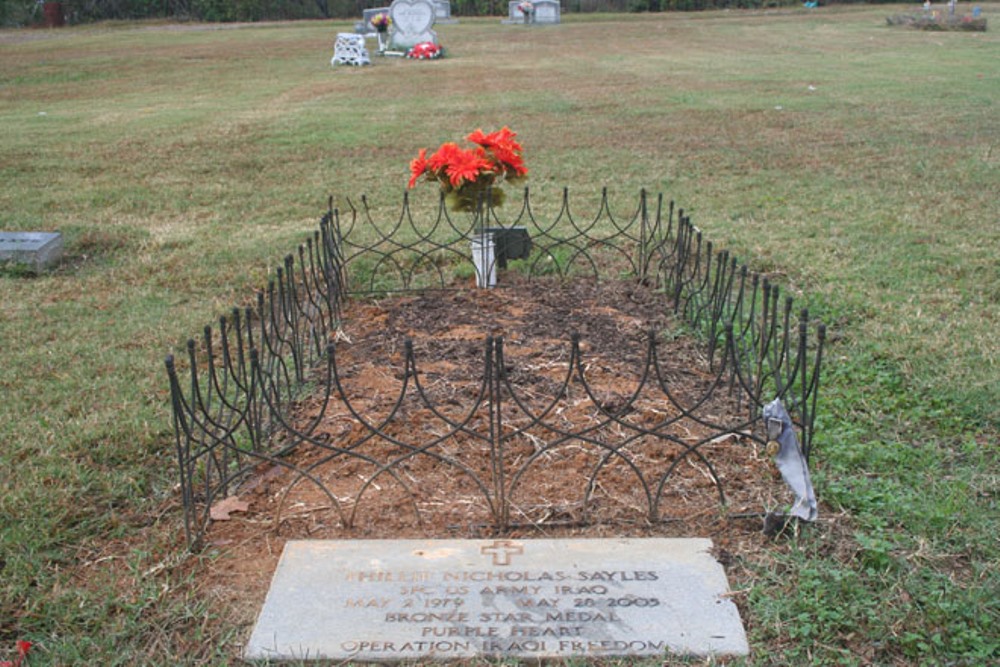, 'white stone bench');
331,33,370,66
